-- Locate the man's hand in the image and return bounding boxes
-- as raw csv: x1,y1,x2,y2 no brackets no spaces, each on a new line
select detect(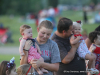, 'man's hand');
77,36,81,40
24,40,33,51
71,41,80,50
